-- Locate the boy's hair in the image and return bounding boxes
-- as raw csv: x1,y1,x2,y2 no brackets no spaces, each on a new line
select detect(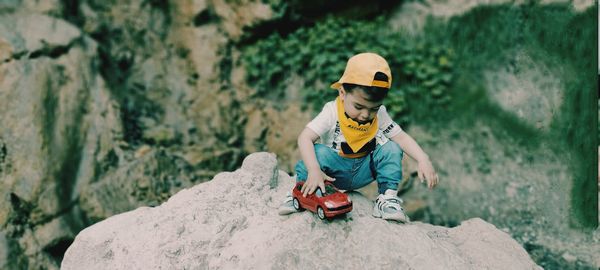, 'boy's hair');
342,72,389,102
